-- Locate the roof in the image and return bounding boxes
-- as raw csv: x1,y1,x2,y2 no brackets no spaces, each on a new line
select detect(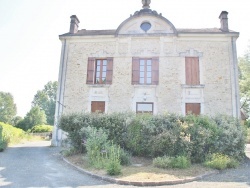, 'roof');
177,28,238,34
60,28,238,37
60,6,238,37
